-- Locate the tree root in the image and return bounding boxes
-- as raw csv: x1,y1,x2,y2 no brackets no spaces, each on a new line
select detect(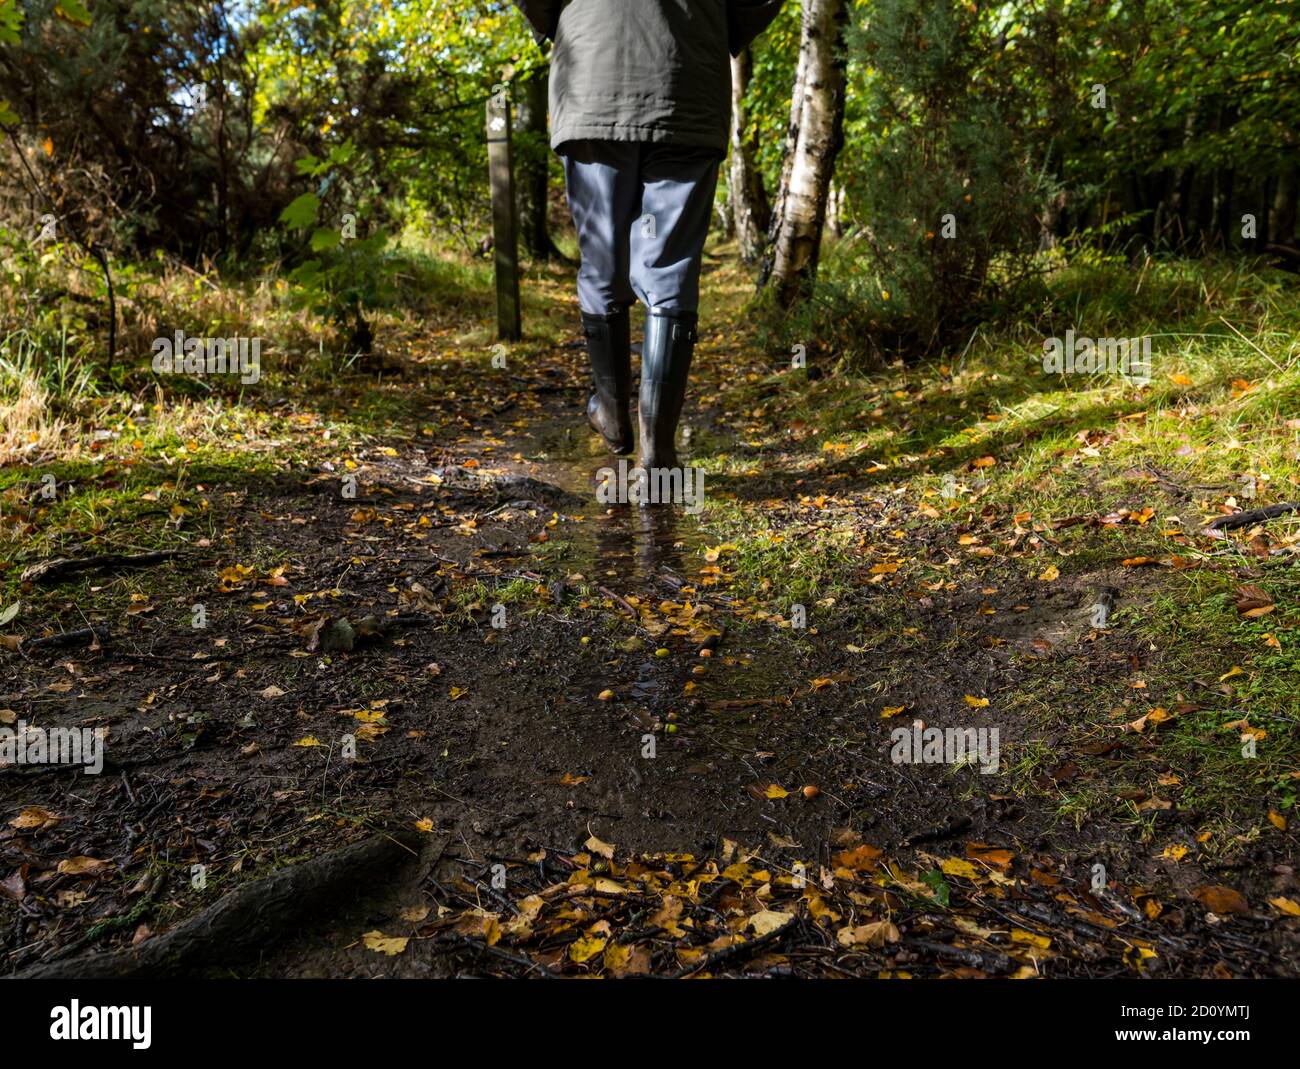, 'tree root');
11,828,432,979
